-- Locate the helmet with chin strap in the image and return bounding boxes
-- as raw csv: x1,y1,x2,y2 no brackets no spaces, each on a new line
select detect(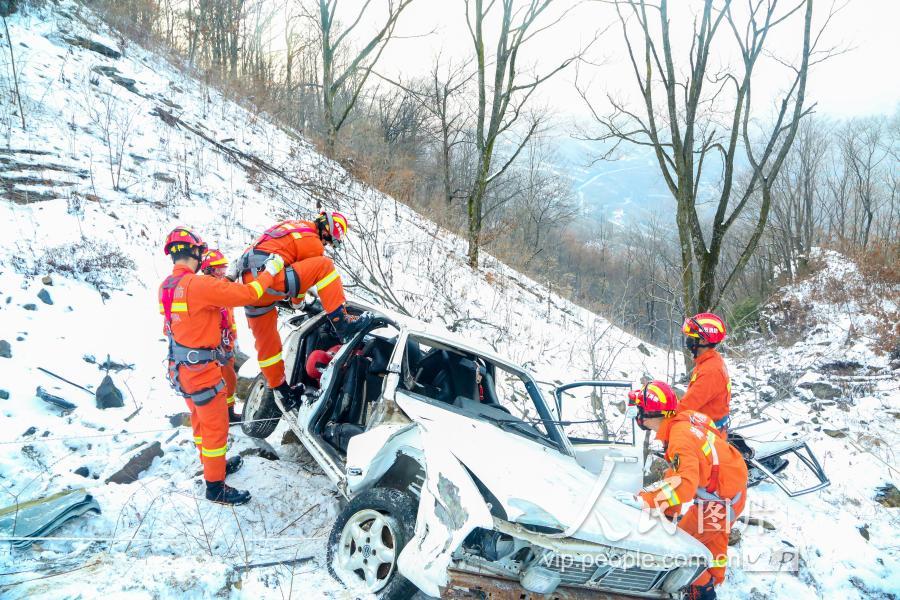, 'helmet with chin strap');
682,312,727,344
682,312,726,356
164,226,206,257
628,380,678,430
163,227,207,275
201,249,228,275
315,211,348,245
